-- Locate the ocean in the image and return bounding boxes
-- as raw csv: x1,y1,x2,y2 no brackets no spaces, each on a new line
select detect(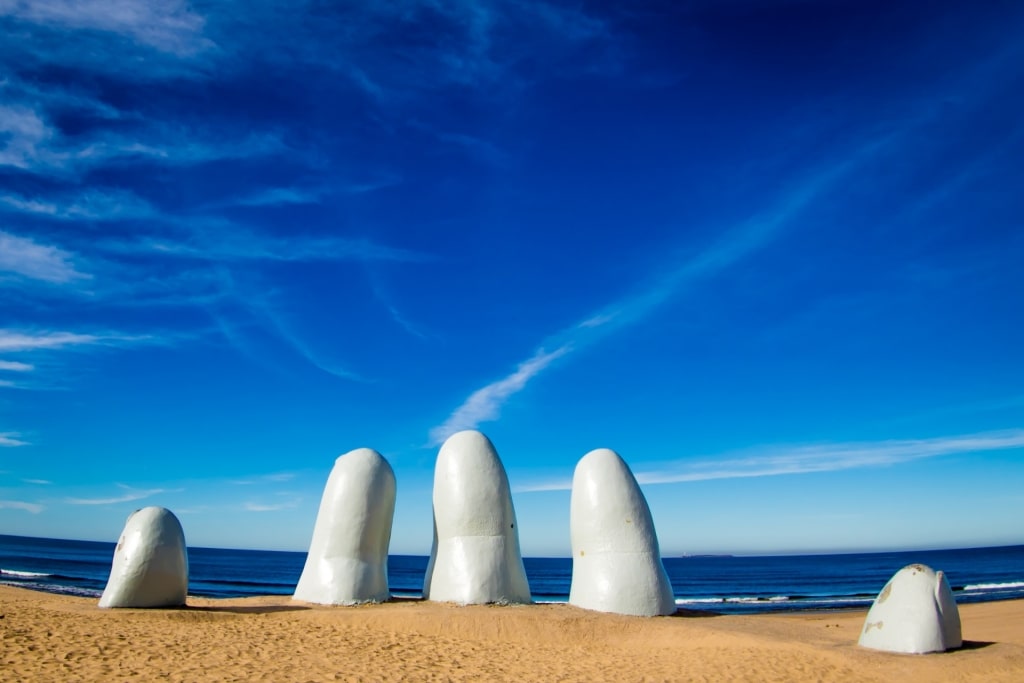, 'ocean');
2,534,1022,614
